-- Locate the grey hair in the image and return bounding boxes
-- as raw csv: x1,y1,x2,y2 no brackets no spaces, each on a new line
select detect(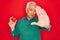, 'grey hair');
26,1,36,12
